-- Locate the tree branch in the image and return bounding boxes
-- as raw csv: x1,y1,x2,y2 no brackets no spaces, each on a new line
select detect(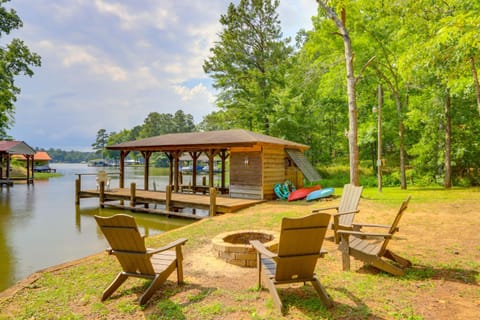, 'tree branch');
355,56,376,85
